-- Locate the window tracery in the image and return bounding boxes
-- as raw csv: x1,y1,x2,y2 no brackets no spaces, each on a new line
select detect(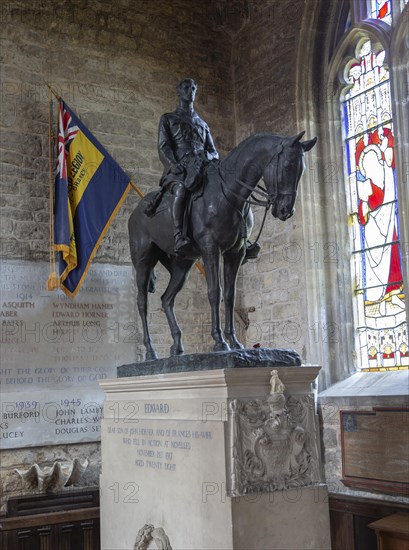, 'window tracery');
339,1,408,371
